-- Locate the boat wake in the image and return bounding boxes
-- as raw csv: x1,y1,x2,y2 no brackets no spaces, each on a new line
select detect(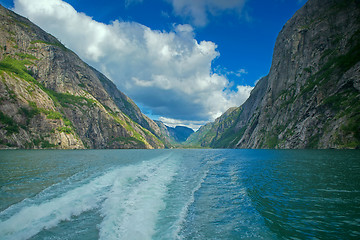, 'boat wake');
0,154,177,240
